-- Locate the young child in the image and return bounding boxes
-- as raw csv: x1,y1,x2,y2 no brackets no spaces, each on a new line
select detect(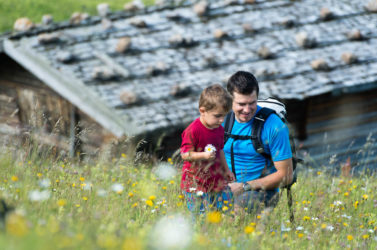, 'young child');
180,84,234,213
